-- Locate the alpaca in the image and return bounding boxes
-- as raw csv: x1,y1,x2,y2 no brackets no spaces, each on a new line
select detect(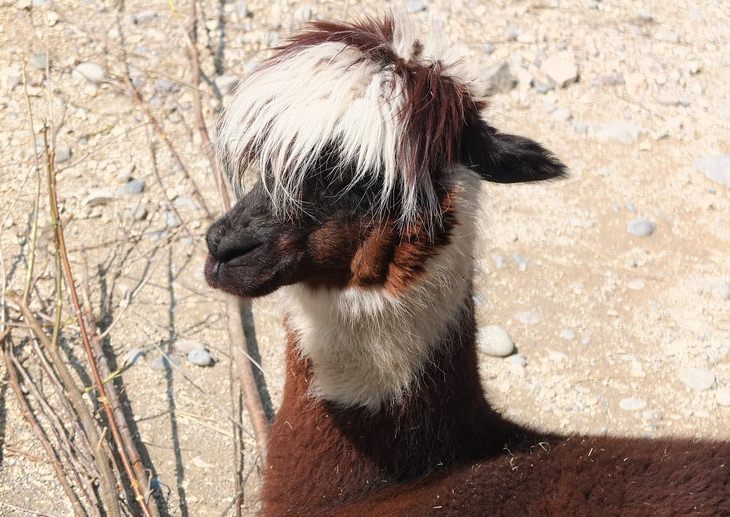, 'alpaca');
205,16,730,516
